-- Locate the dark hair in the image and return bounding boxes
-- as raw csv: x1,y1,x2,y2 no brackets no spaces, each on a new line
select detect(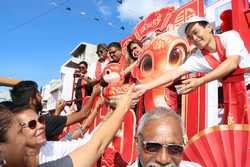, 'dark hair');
12,105,34,115
97,43,108,52
108,42,121,50
127,39,143,60
0,105,13,143
185,21,210,34
78,61,88,68
10,80,38,107
0,101,15,110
